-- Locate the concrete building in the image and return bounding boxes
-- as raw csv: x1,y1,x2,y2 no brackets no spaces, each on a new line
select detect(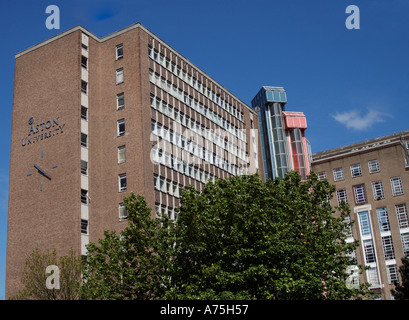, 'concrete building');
312,130,409,299
6,23,263,298
251,86,311,180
